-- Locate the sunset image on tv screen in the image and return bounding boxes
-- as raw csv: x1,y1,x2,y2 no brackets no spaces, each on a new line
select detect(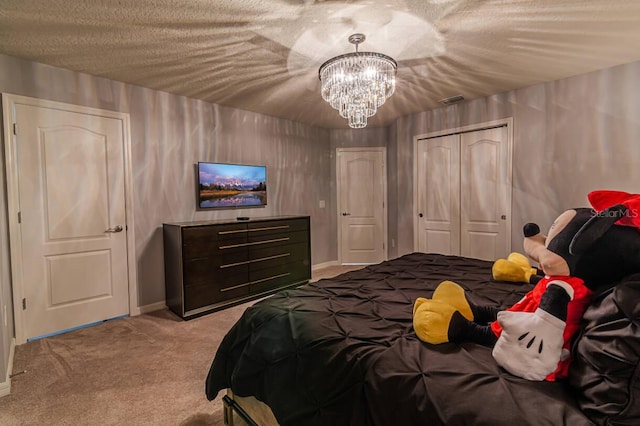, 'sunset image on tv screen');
198,163,267,208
